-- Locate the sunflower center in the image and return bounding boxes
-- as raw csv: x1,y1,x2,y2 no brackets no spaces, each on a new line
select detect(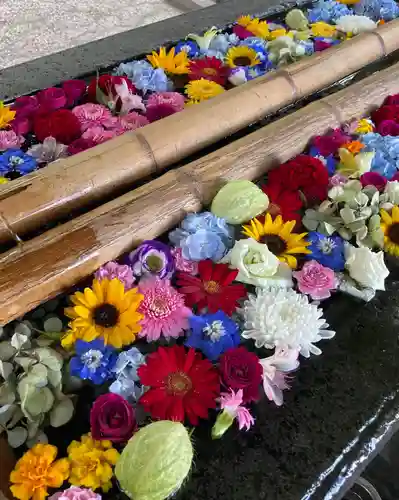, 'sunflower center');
93,303,119,328
233,56,252,66
166,371,192,396
203,280,221,294
146,254,164,273
388,222,399,244
261,234,287,255
203,67,217,75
